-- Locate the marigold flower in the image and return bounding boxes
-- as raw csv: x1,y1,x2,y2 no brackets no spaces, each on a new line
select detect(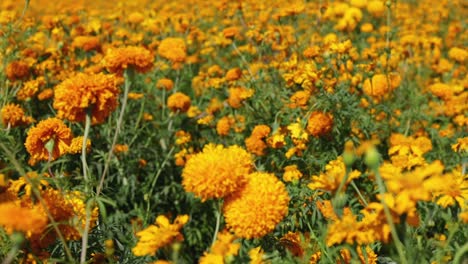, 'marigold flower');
37,88,54,101
1,103,34,128
306,111,333,137
283,165,303,182
53,73,120,124
362,73,400,99
249,247,265,264
72,36,101,52
216,116,235,136
367,0,385,17
24,117,73,165
182,144,253,201
114,144,129,153
17,77,45,101
6,60,30,81
245,125,271,156
156,78,174,91
308,157,361,193
0,202,47,235
223,172,290,239
225,67,242,81
227,87,254,108
158,38,187,63
132,215,188,256
167,92,191,113
67,136,91,154
448,47,467,63
104,46,154,74
200,230,240,263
